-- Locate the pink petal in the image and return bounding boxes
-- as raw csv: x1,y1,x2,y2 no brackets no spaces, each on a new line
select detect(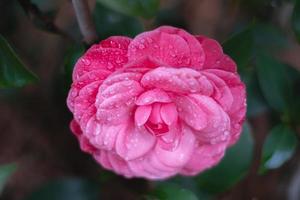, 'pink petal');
141,67,213,95
160,103,178,125
189,94,231,144
95,73,144,124
135,105,152,126
73,81,101,122
115,124,156,160
94,151,113,170
155,125,195,168
135,89,172,105
173,95,208,131
205,69,246,145
159,26,205,69
128,26,204,69
99,36,131,50
181,141,227,175
67,69,110,112
196,35,237,72
107,152,133,178
202,71,234,111
73,36,131,81
148,103,162,124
